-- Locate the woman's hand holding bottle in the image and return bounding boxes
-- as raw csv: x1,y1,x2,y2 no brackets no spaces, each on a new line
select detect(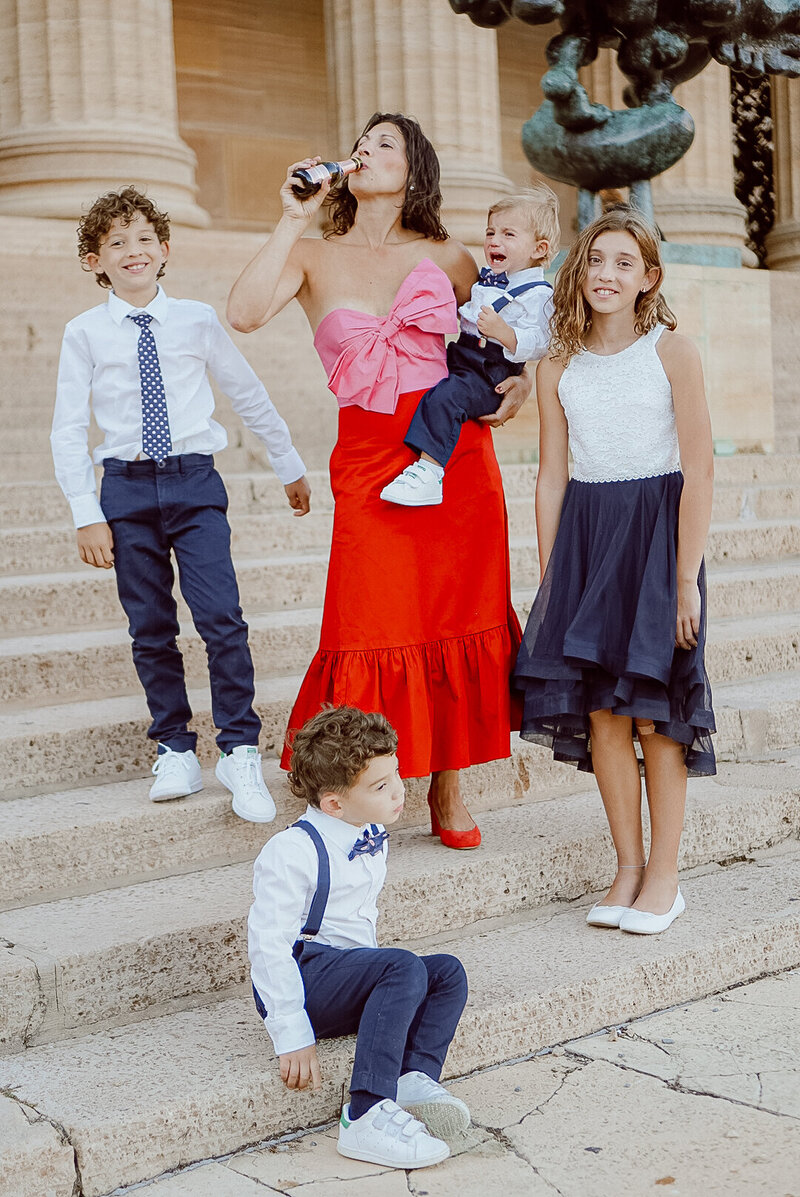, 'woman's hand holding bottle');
279,158,331,224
